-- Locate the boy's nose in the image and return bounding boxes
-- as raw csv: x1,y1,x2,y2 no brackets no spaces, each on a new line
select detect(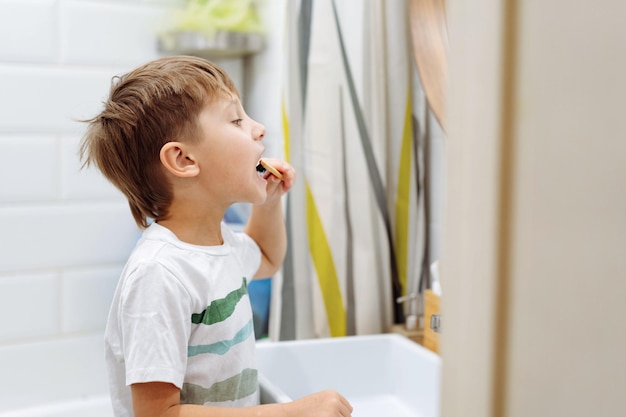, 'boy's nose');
253,120,266,141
